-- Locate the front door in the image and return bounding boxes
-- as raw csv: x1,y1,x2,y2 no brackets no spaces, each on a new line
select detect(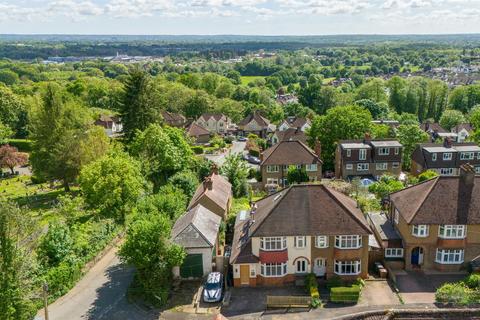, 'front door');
411,247,424,266
314,258,326,276
240,265,250,285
